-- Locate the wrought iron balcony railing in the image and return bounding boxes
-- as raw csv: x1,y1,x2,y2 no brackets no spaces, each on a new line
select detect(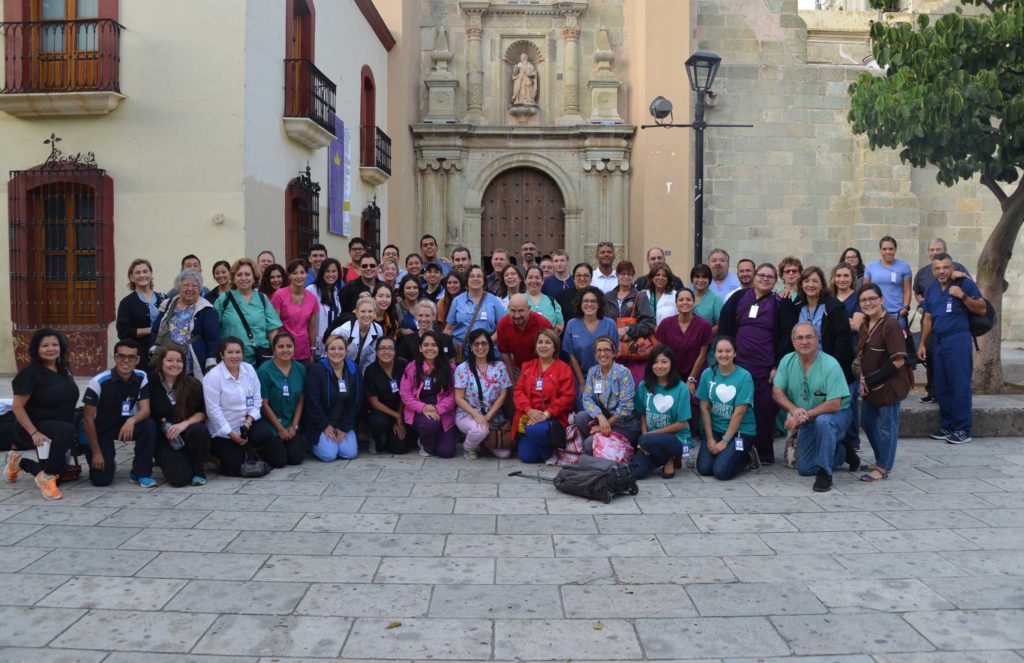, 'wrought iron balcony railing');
1,19,122,93
284,58,336,134
360,124,391,176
